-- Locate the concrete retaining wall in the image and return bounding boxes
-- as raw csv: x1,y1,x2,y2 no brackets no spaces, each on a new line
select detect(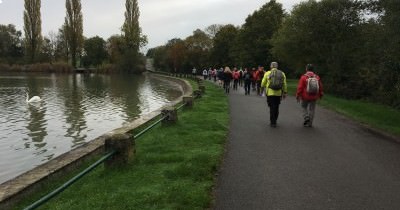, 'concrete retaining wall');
0,73,192,209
